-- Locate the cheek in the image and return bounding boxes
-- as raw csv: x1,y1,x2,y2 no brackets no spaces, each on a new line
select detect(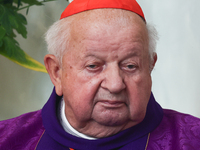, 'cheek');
126,72,152,93
62,71,104,122
125,74,152,120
